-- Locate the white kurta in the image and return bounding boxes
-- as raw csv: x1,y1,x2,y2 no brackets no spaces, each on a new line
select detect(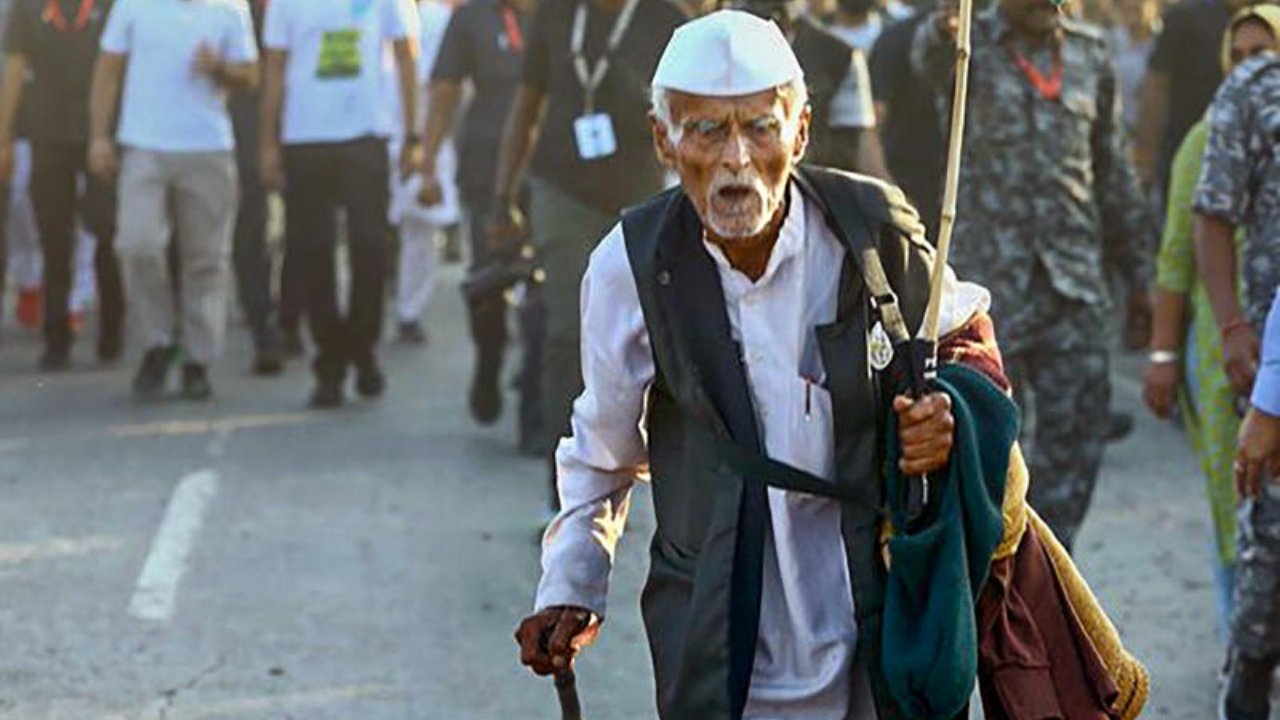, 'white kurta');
536,184,990,719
